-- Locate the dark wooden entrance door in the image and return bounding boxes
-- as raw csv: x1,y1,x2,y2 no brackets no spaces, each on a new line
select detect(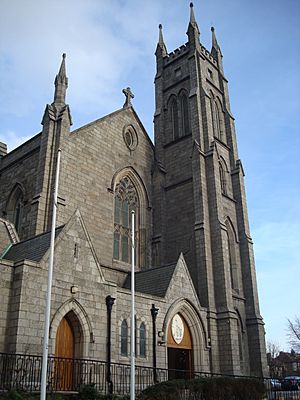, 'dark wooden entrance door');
55,317,74,390
167,313,193,380
167,348,192,379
